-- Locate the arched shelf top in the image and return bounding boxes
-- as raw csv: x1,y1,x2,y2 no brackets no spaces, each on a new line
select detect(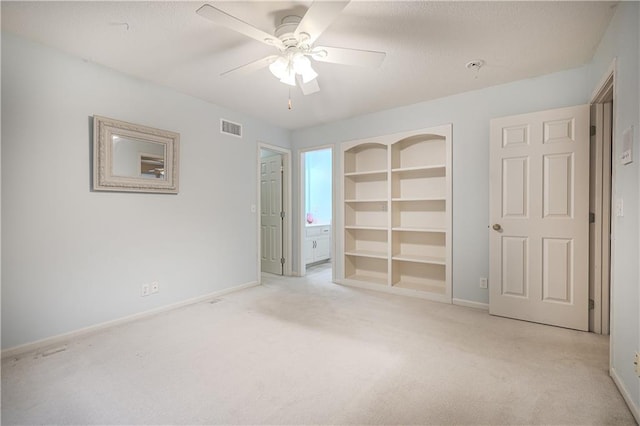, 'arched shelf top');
391,134,447,170
344,142,387,174
345,142,387,154
392,133,446,147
